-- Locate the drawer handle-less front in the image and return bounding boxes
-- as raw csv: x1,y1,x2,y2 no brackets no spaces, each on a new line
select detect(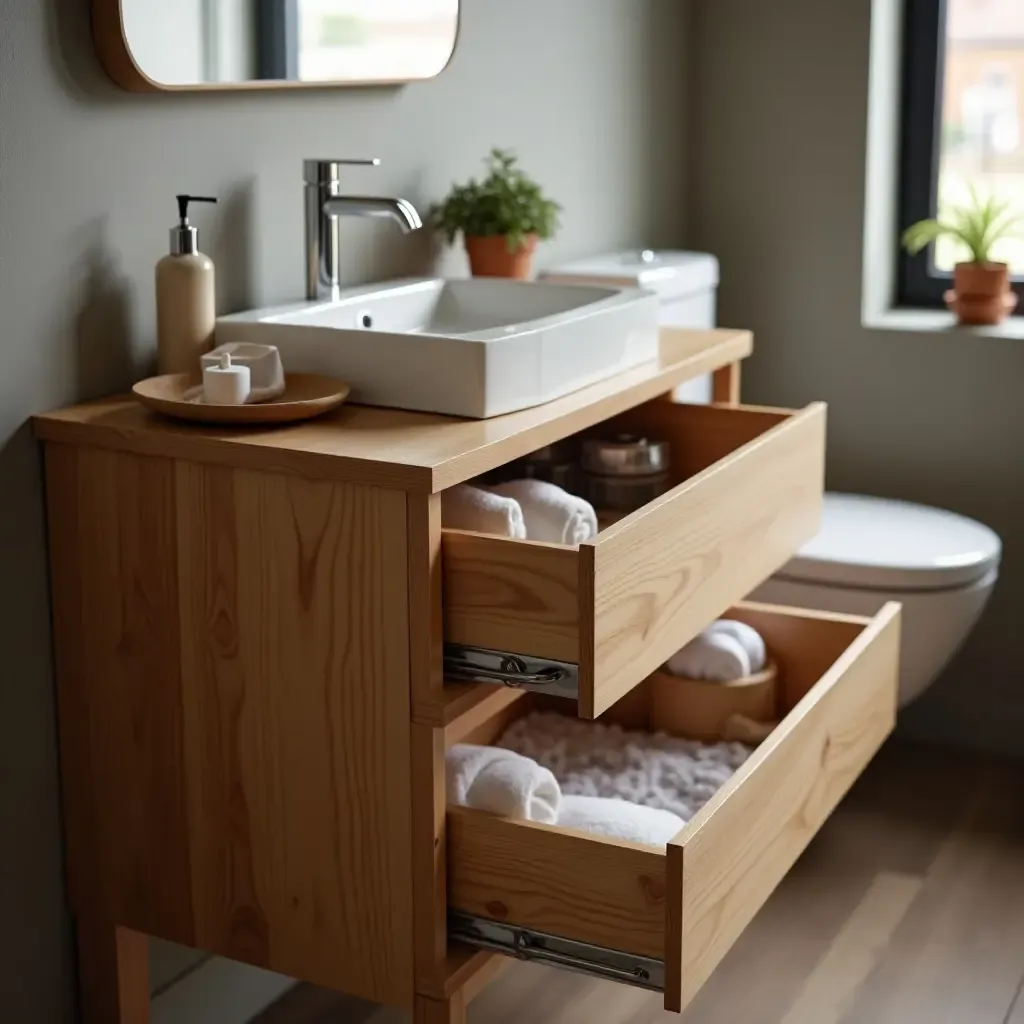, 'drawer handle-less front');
444,644,580,700
449,912,665,992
